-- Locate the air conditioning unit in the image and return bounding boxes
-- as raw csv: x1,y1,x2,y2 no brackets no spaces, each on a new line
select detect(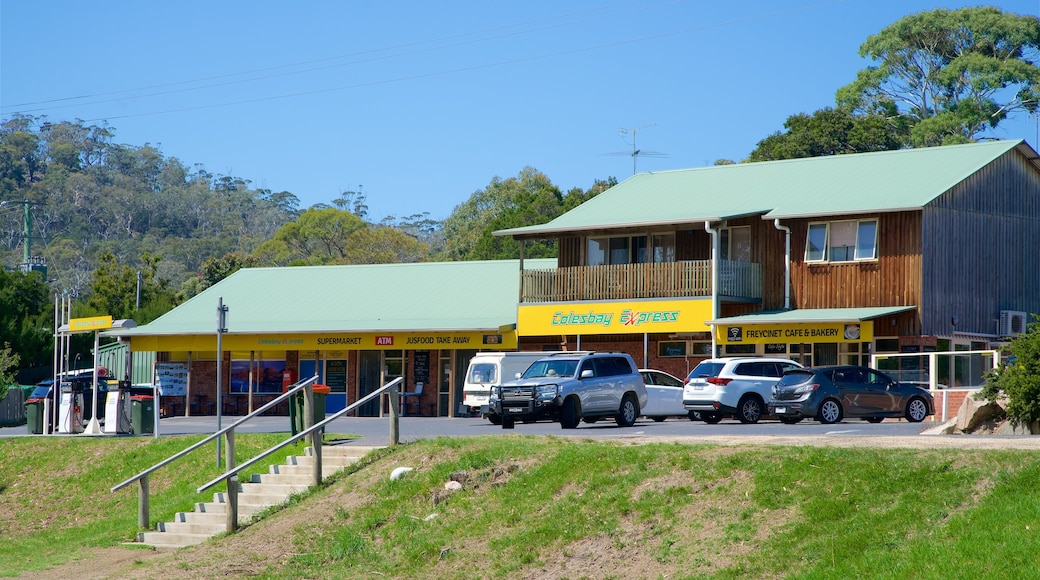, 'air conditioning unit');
999,310,1028,338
